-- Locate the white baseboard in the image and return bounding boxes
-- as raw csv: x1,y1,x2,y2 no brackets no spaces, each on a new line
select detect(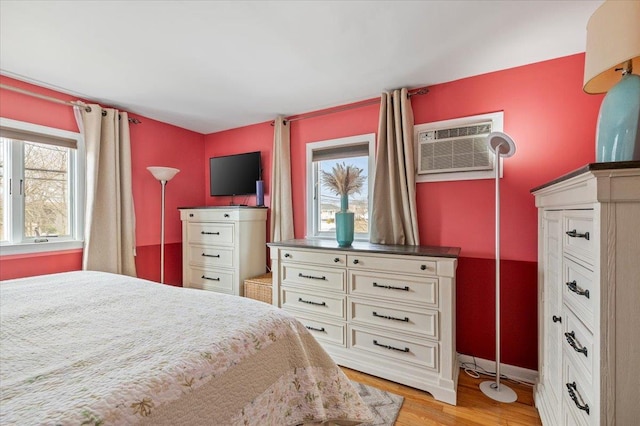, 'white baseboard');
457,353,538,385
